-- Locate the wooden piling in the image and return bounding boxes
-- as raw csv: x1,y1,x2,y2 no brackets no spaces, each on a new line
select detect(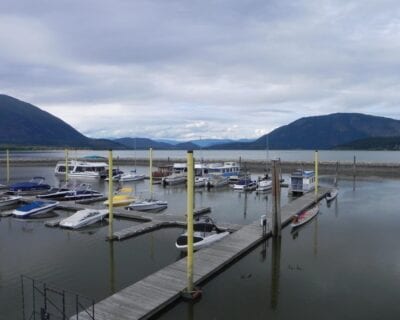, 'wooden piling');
186,151,195,293
6,149,10,184
108,150,114,240
271,160,281,237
